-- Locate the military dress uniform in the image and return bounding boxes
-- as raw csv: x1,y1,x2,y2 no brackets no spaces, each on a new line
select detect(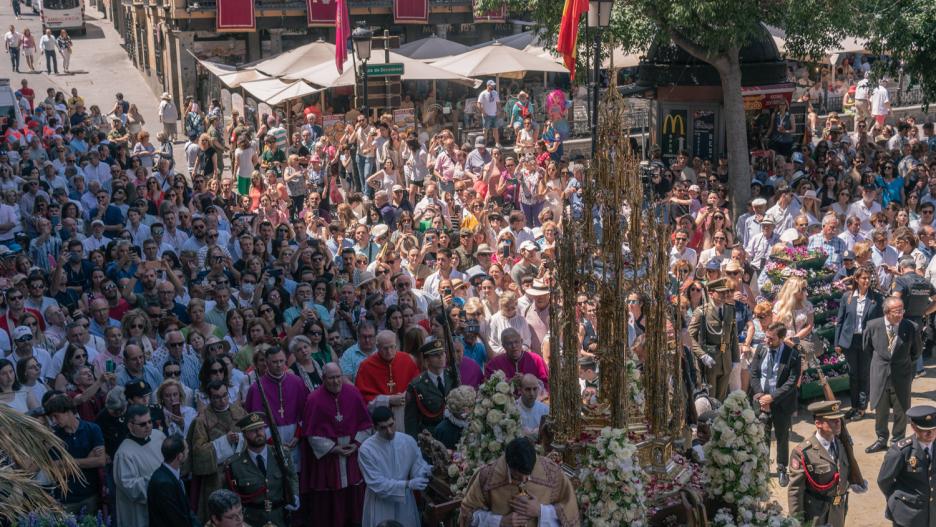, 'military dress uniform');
688,278,738,401
878,405,936,527
404,340,456,437
226,413,298,527
788,401,851,527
